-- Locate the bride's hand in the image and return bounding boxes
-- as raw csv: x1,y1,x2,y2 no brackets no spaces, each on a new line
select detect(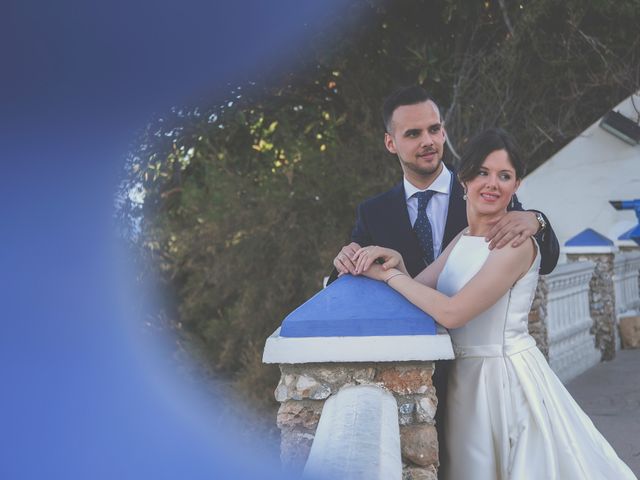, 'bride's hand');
352,246,407,275
358,262,389,282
